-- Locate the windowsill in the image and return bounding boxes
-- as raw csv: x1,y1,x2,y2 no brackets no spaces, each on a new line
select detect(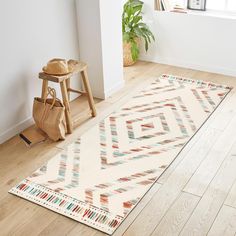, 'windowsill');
157,9,236,20
187,9,236,19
